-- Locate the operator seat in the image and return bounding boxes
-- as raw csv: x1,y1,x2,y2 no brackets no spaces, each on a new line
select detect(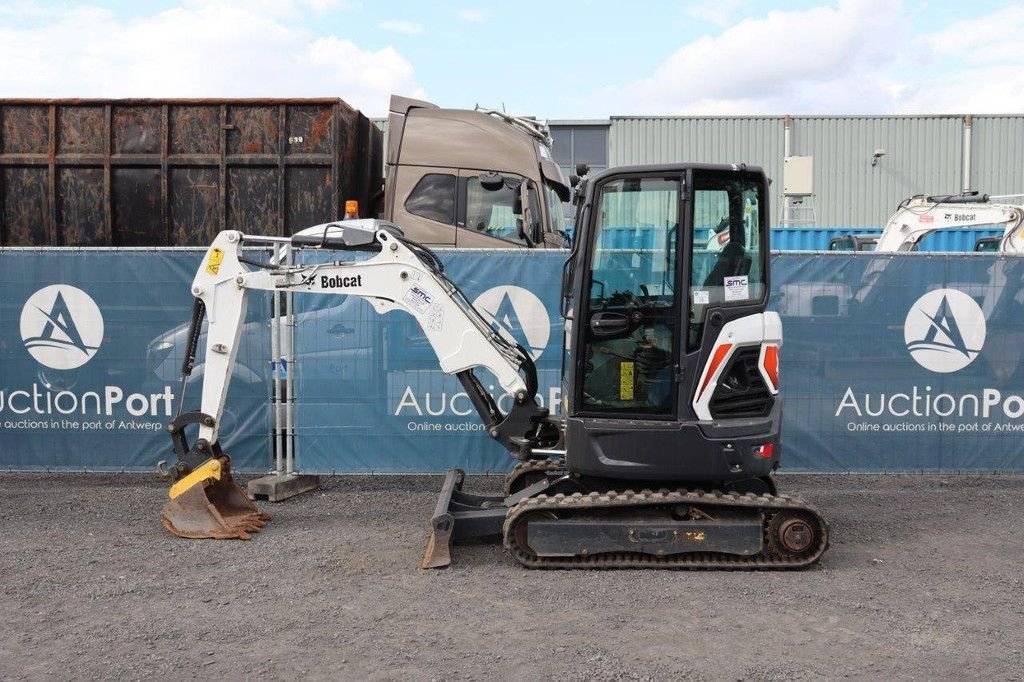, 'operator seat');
704,240,751,287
